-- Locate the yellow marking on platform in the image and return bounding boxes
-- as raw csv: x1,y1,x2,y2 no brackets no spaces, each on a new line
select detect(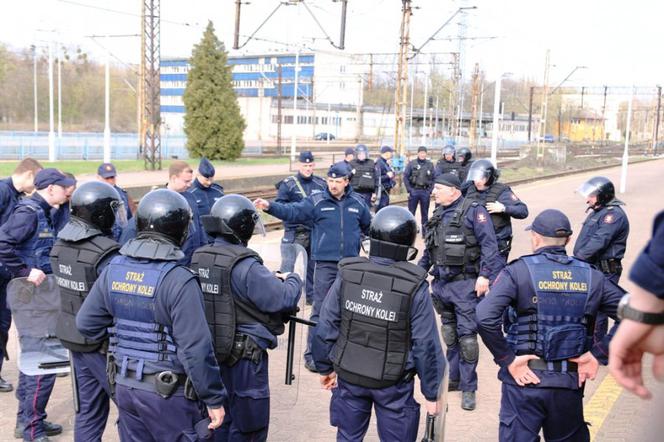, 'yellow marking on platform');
585,374,624,440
